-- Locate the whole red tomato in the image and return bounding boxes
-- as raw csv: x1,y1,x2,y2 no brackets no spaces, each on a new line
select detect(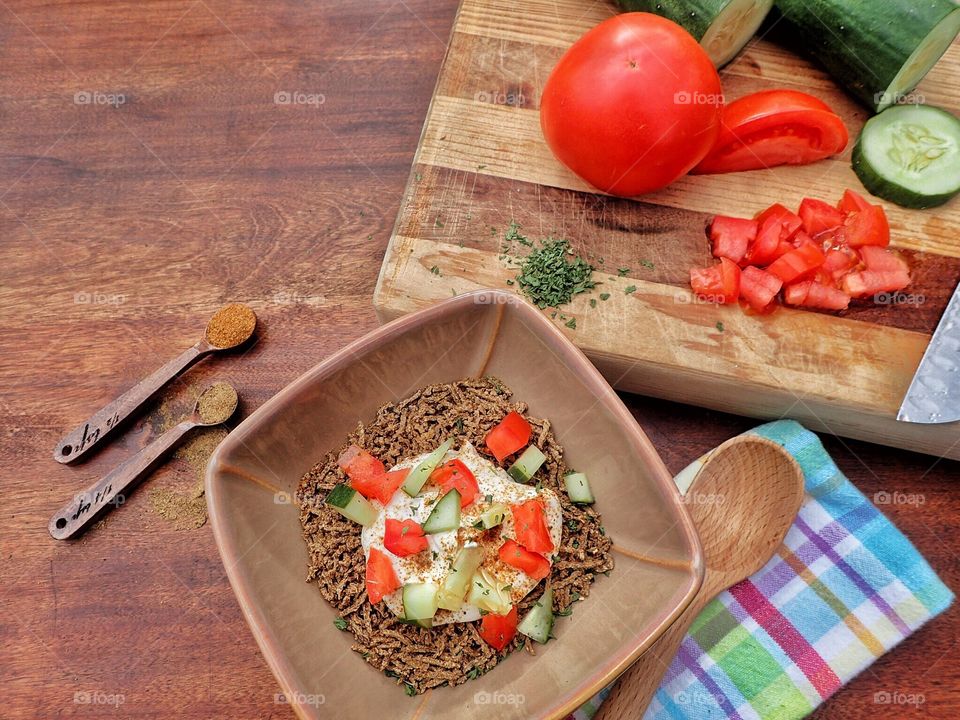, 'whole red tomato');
540,13,722,197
